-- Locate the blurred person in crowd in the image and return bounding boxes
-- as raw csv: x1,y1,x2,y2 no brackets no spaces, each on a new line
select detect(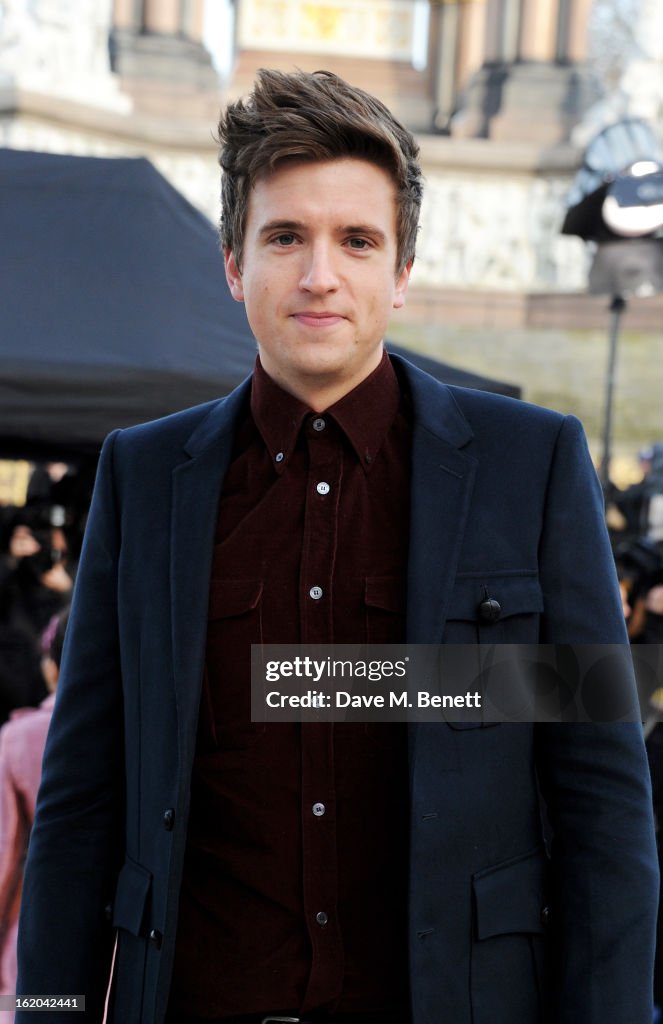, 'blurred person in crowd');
25,464,70,506
25,462,95,564
0,506,53,727
0,609,68,1021
16,70,658,1024
615,537,663,644
647,444,663,544
0,507,72,643
611,443,663,543
610,445,656,538
616,530,663,1016
0,635,44,731
647,656,663,1019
